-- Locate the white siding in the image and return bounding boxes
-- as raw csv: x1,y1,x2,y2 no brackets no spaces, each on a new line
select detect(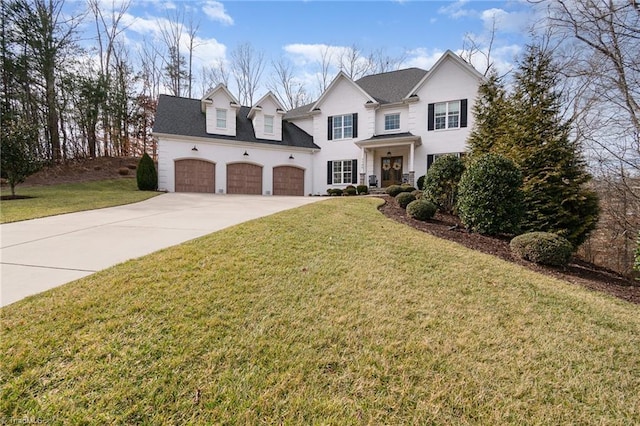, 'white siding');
252,97,283,141
205,90,237,136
